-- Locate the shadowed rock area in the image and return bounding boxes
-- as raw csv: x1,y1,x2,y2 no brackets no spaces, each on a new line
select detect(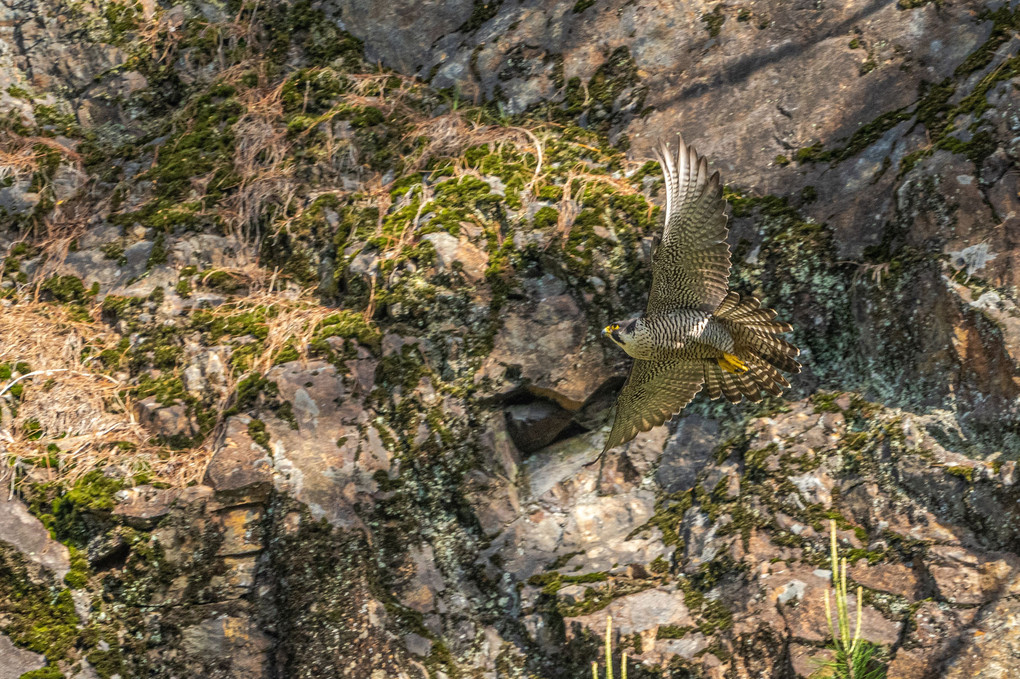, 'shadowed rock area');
1,1,1020,677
